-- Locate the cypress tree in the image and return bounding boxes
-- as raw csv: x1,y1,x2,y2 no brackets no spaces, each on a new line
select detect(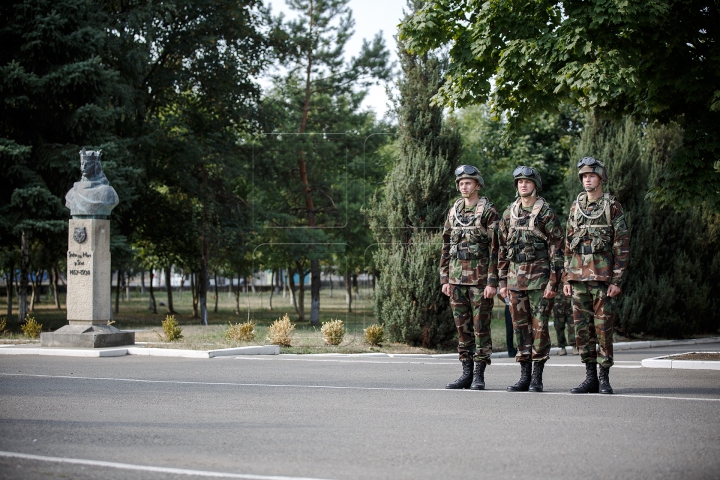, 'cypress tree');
570,116,720,338
368,4,461,346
